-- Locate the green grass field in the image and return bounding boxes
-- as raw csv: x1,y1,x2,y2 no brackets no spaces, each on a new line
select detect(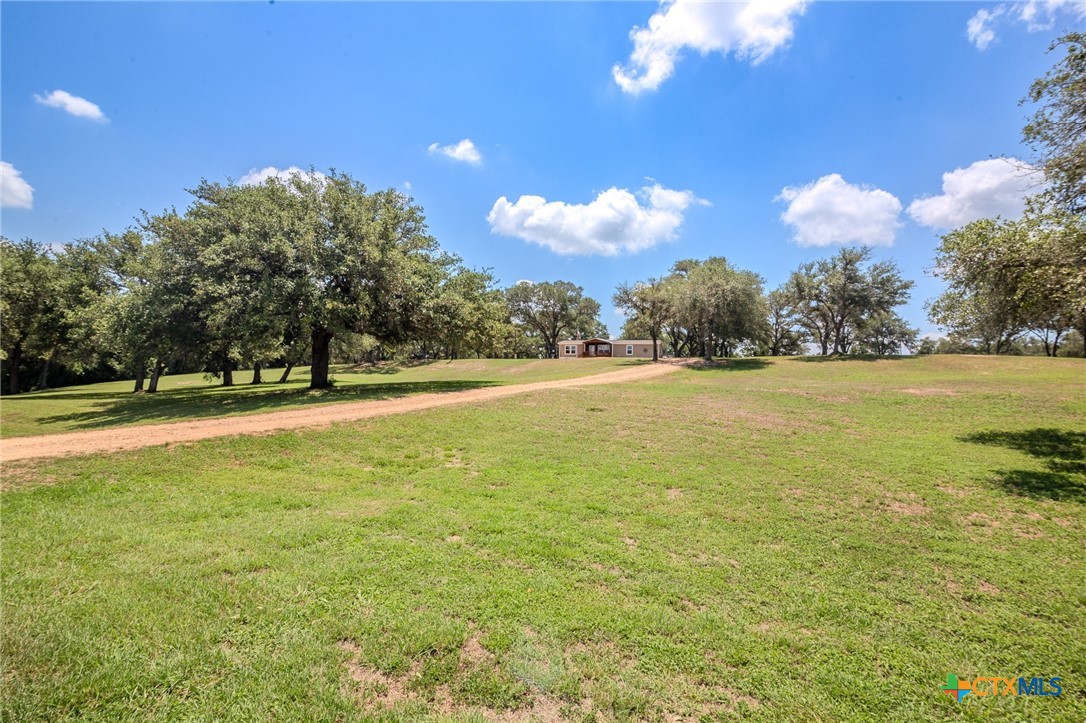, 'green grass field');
0,359,638,438
2,355,1084,721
